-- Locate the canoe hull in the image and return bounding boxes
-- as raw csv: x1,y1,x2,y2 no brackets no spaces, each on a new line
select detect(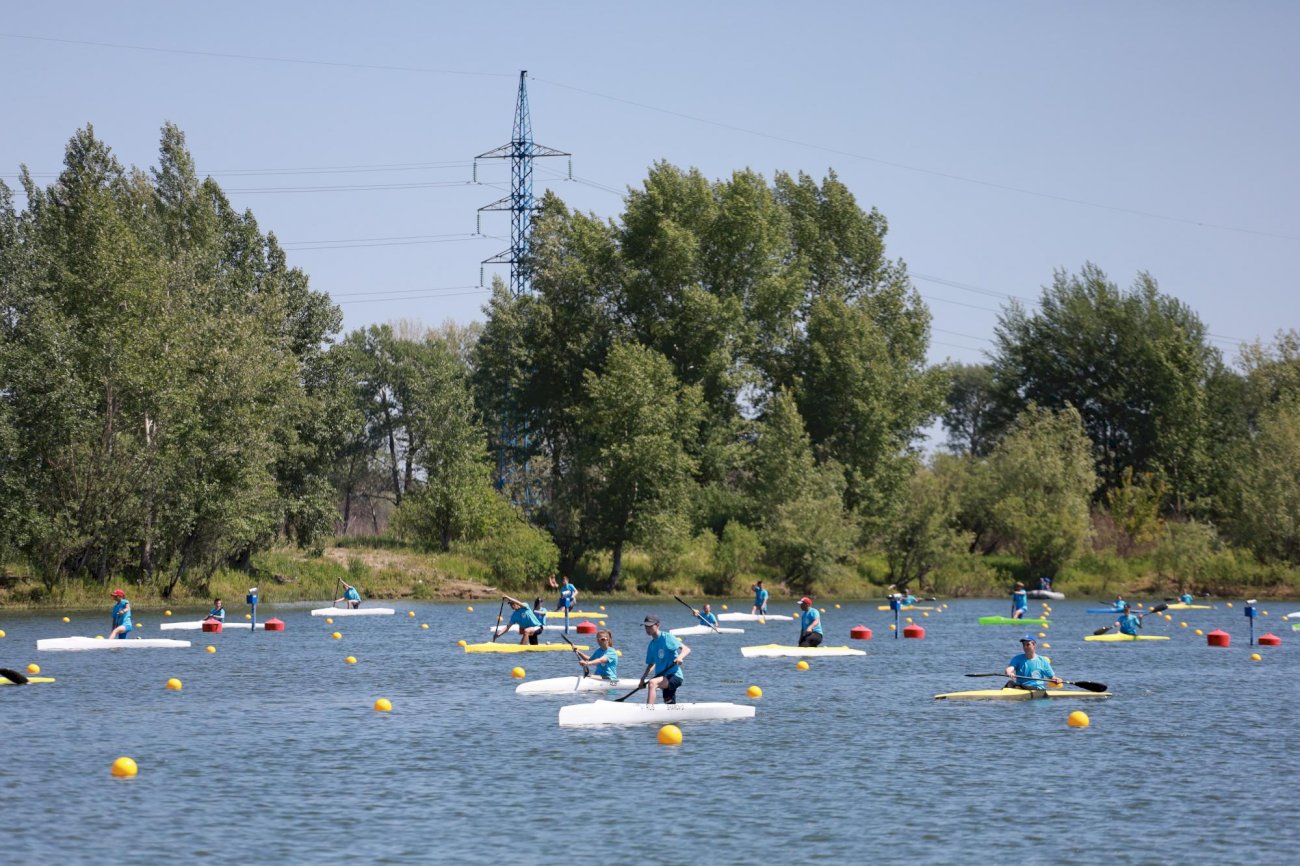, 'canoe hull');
160,621,263,631
935,688,1111,701
1084,633,1170,642
717,613,793,622
740,644,866,658
0,677,56,686
1164,603,1213,610
1027,590,1065,600
979,616,1051,626
668,625,745,636
515,676,640,695
463,642,589,653
310,607,395,616
558,699,756,726
38,637,192,651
